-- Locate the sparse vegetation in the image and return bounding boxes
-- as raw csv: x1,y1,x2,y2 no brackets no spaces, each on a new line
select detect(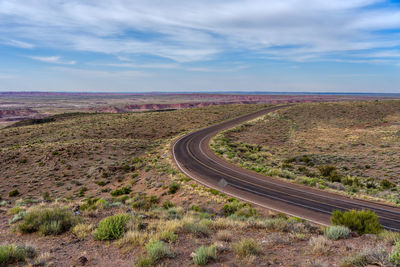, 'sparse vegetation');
18,207,79,236
0,244,35,266
193,245,217,265
232,238,262,258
